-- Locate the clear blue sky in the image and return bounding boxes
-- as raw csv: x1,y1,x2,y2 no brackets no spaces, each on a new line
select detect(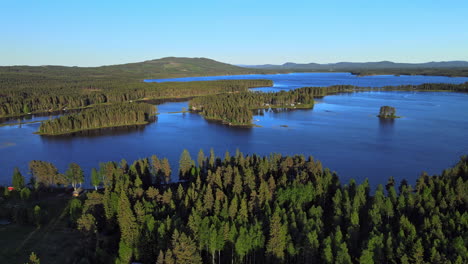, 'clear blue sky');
2,0,467,66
